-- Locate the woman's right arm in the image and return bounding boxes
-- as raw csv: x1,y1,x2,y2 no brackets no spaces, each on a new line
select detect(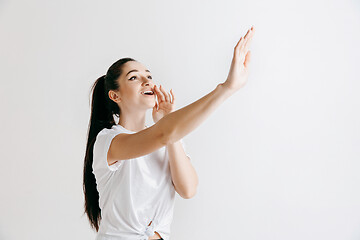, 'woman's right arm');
160,26,255,144
159,83,234,144
107,26,255,163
